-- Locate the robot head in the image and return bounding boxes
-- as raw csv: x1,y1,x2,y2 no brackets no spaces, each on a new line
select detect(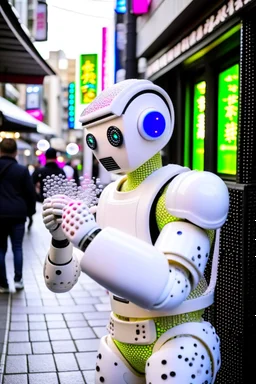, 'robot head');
79,79,174,174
